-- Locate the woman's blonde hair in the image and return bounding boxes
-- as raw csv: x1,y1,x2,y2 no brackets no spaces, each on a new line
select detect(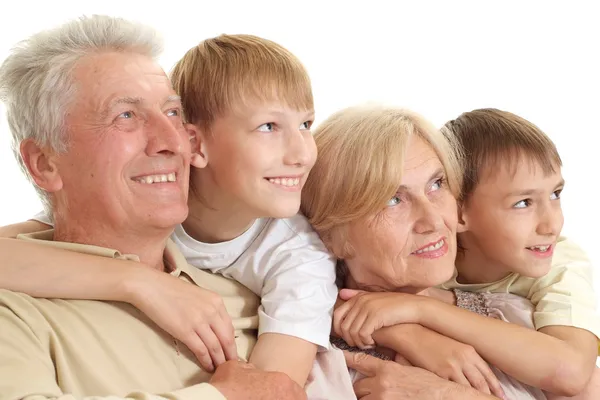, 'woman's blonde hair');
301,105,463,259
